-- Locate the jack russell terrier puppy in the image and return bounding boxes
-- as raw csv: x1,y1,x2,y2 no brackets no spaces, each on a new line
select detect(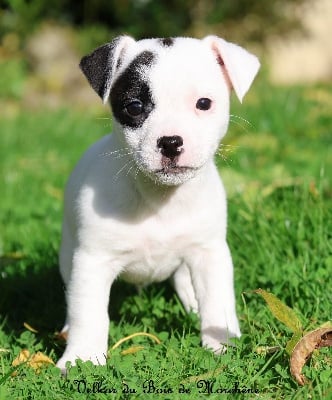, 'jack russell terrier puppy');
56,35,260,370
